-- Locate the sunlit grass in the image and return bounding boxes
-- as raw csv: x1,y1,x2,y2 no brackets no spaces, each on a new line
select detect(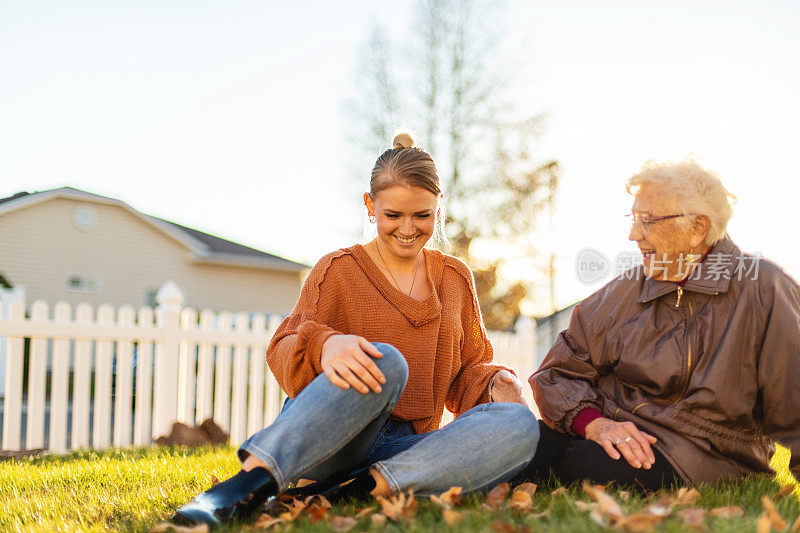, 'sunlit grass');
772,444,800,498
0,446,238,532
0,445,796,532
